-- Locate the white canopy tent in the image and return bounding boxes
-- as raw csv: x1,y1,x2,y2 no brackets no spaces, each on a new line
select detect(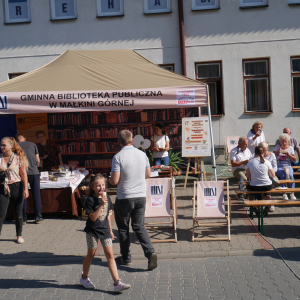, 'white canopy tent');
0,50,217,178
